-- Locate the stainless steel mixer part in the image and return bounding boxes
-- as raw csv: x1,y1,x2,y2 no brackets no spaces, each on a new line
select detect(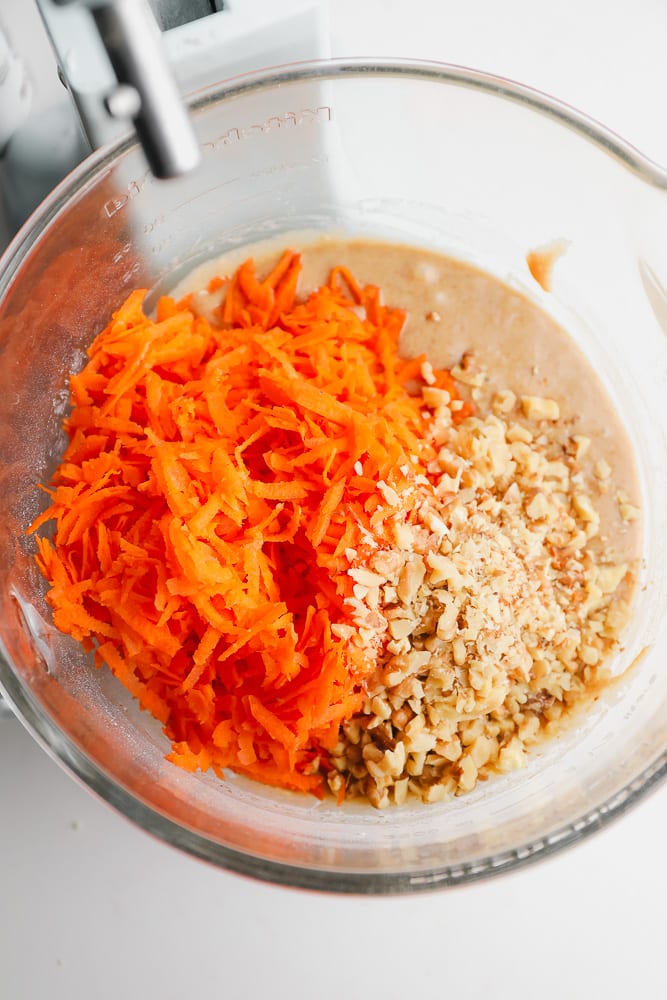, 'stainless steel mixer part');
0,0,325,228
40,0,203,178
